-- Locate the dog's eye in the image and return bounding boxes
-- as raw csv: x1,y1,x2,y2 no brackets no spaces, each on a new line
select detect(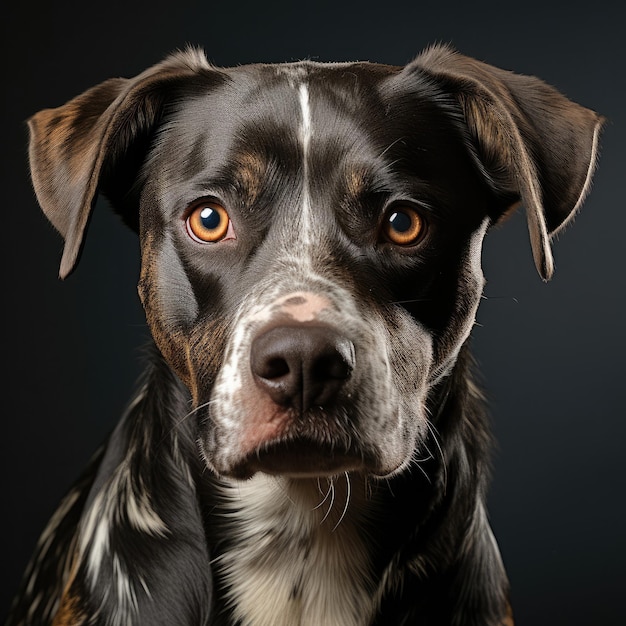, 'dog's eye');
381,206,425,246
186,202,235,243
